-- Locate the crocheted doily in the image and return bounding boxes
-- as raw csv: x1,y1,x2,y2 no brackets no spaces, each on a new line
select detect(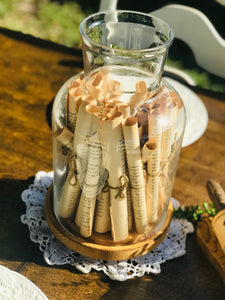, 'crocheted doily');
21,171,194,281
